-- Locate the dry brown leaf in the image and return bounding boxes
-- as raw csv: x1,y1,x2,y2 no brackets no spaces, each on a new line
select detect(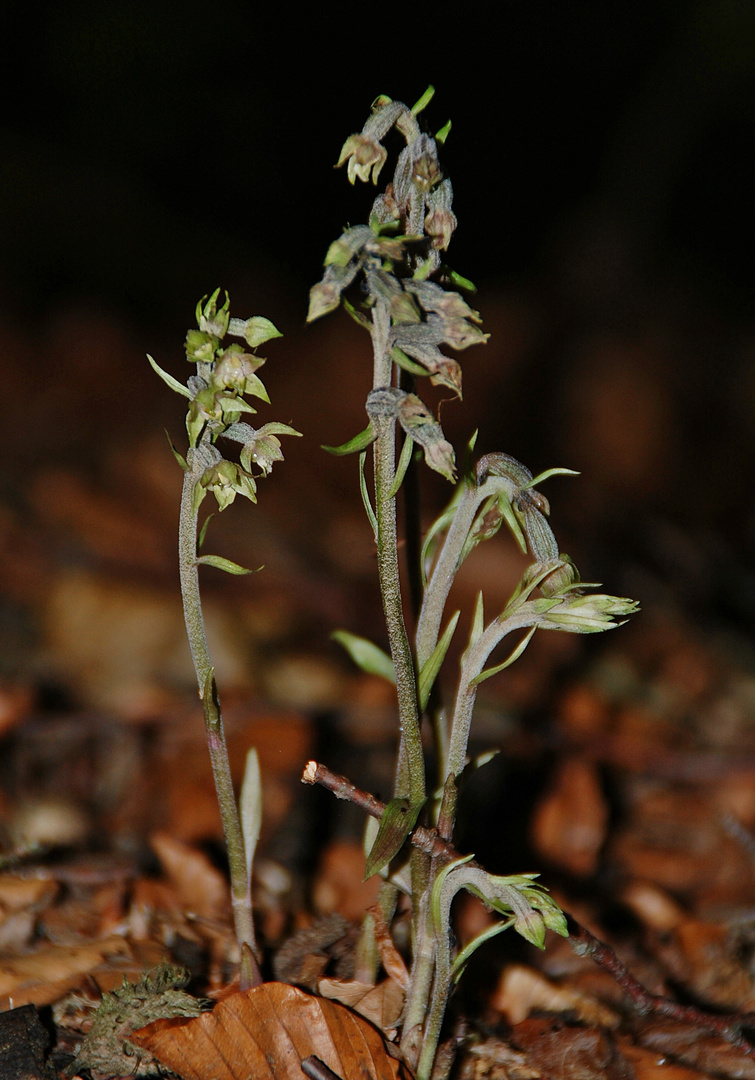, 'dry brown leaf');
313,840,382,920
0,875,57,915
510,1016,633,1080
617,1037,709,1079
318,977,404,1035
150,831,230,921
530,757,608,876
132,982,411,1080
0,937,130,1008
636,1020,755,1079
369,903,410,991
490,964,620,1028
